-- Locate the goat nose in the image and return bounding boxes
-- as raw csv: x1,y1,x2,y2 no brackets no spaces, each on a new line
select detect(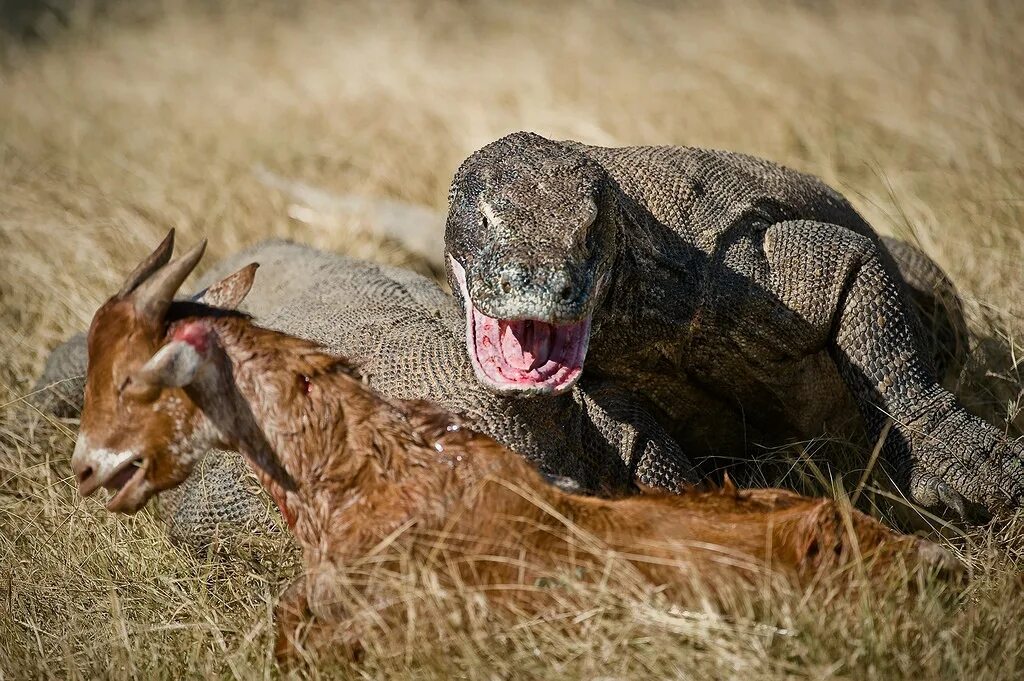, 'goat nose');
72,459,93,484
72,460,100,497
71,438,100,497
